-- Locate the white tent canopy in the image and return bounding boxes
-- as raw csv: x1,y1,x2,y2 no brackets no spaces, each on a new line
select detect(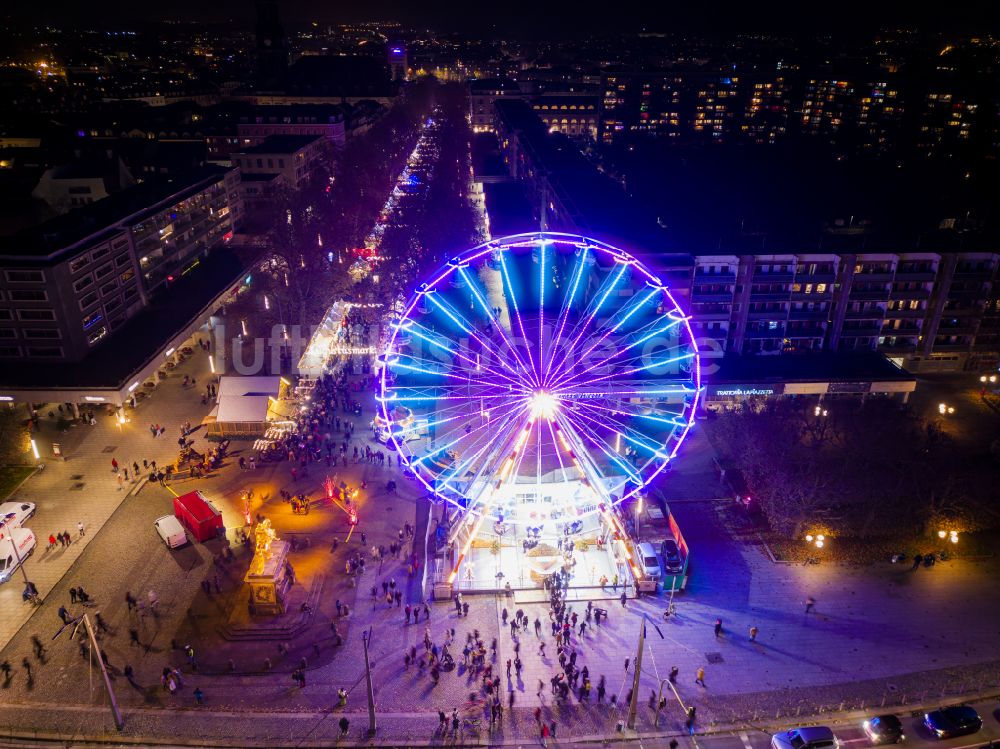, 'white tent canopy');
206,376,284,437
